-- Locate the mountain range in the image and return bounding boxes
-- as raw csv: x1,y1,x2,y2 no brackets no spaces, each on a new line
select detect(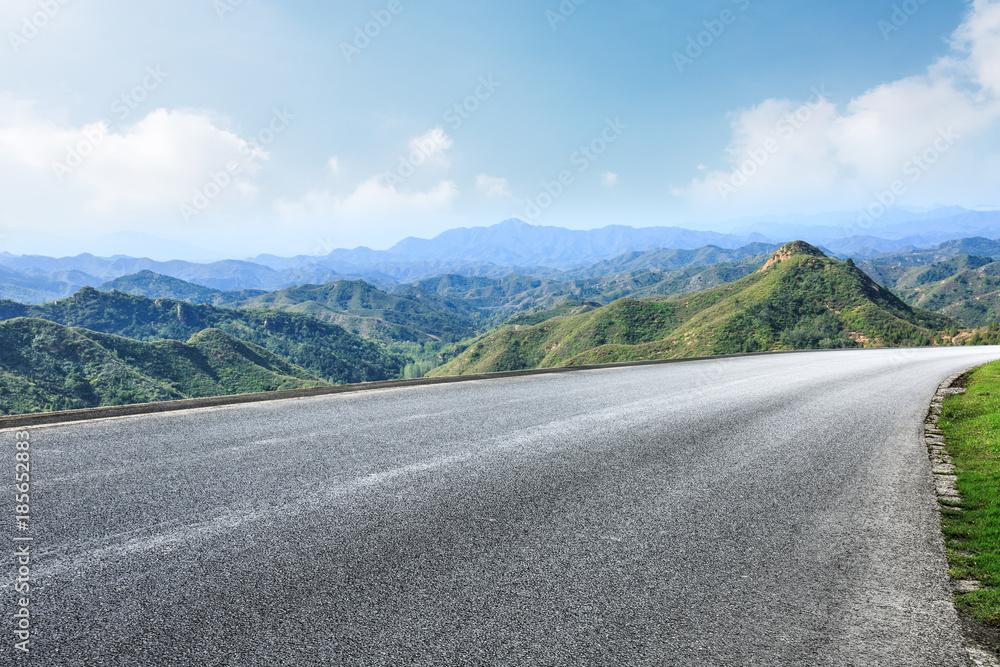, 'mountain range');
0,288,404,385
93,249,784,337
6,234,1000,415
0,319,327,415
9,209,1000,305
430,242,958,376
312,219,773,269
78,237,1000,337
